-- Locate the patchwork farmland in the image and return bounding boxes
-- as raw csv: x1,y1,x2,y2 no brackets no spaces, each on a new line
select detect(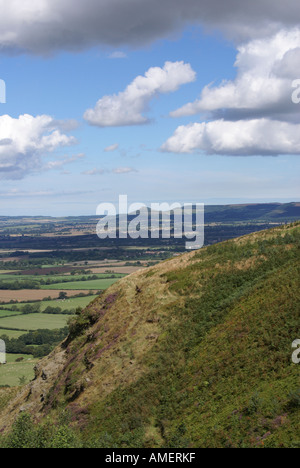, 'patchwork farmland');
0,224,156,387
0,209,288,389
